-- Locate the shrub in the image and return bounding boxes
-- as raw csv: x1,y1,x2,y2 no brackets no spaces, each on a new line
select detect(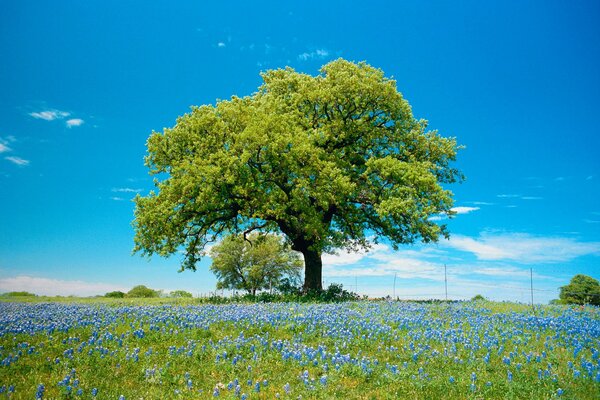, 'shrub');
1,291,37,297
104,291,125,298
170,290,193,298
126,285,159,298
